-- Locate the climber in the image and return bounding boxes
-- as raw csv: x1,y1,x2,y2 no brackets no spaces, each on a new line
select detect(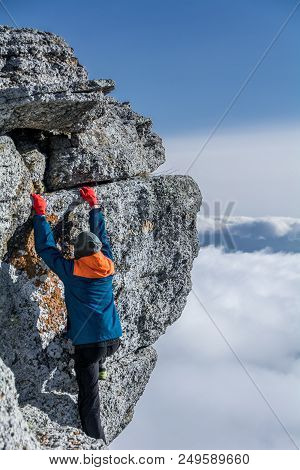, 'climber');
31,187,123,444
